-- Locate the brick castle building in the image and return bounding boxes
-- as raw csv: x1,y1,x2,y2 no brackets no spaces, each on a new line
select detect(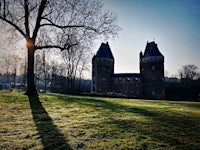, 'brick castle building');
91,41,165,99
